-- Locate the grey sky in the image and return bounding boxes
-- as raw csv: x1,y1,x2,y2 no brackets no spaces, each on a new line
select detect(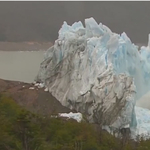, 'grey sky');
0,1,150,44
